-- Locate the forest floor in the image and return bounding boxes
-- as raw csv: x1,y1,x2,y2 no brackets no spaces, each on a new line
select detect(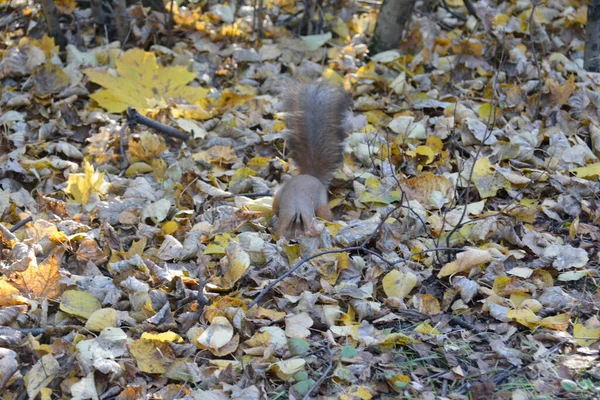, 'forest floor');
0,0,599,399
